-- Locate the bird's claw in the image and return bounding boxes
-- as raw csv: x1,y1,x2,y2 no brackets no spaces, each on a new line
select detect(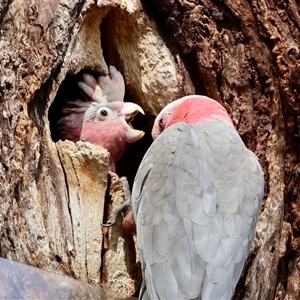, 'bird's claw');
102,176,132,227
101,220,113,227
